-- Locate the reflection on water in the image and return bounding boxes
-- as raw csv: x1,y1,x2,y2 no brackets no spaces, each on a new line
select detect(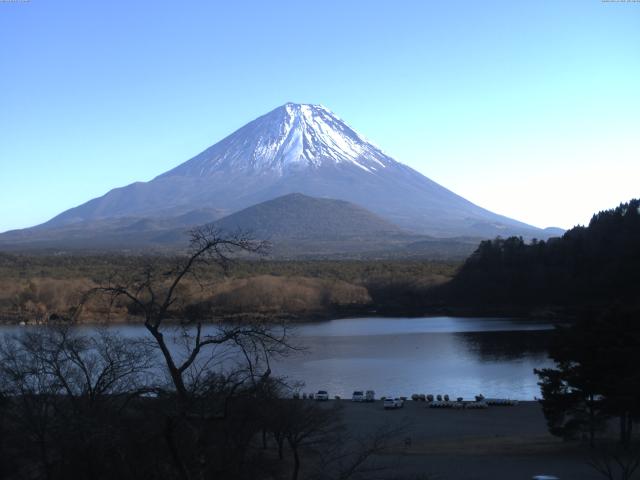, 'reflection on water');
0,317,556,400
289,316,554,336
275,317,555,400
456,330,554,361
